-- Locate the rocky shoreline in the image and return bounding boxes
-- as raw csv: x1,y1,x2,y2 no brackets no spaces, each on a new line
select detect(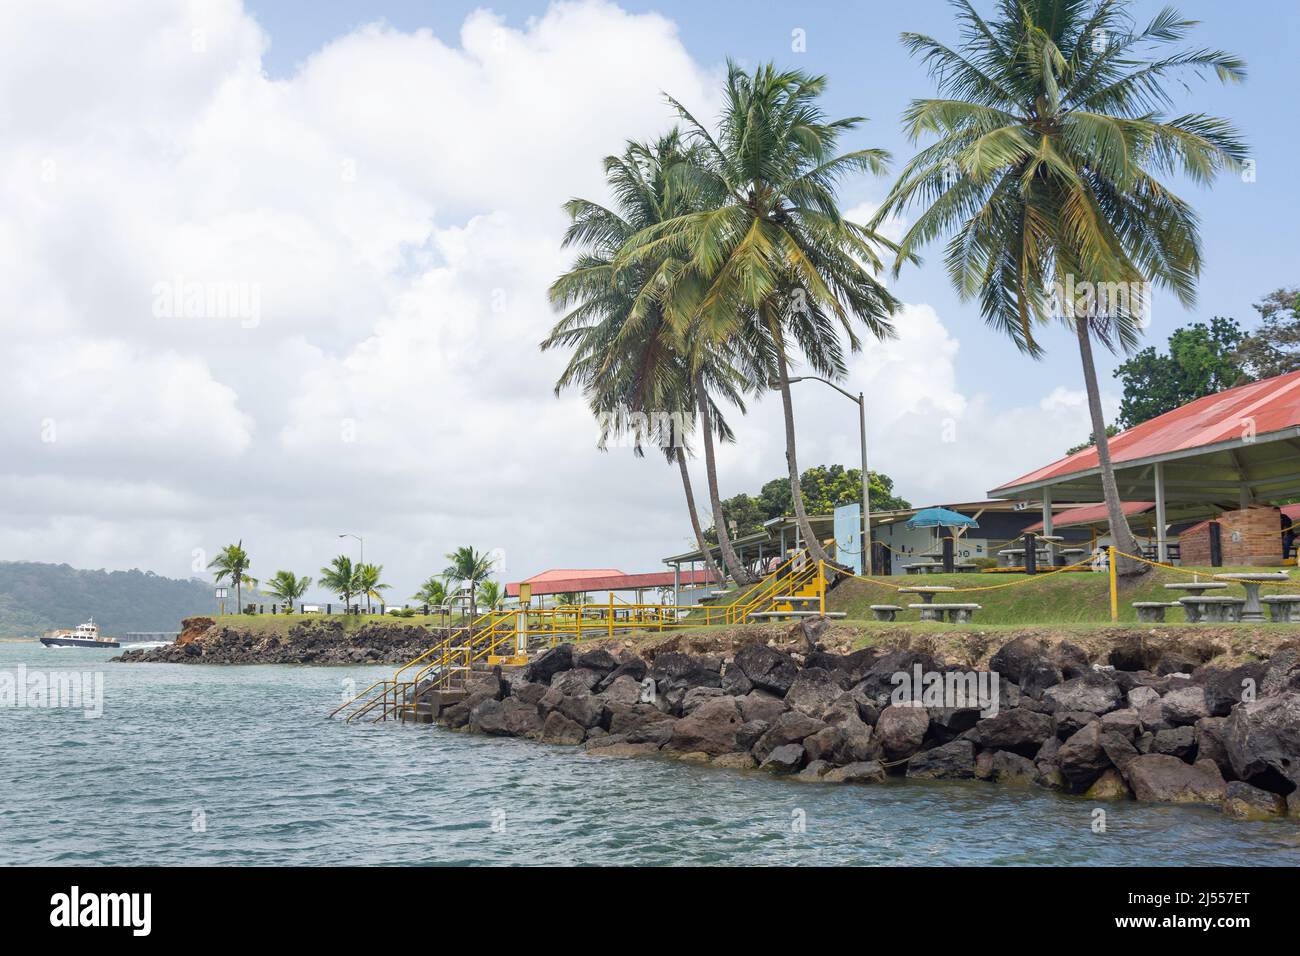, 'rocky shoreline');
113,616,444,665
428,619,1300,821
